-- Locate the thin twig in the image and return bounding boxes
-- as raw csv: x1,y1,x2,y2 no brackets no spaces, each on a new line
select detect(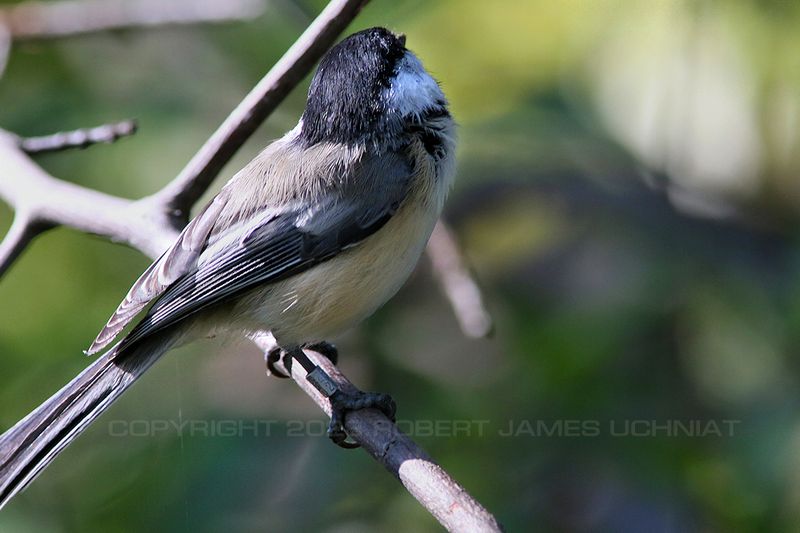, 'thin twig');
0,0,266,40
427,221,493,338
0,24,9,78
0,212,46,274
18,119,137,154
153,0,370,218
